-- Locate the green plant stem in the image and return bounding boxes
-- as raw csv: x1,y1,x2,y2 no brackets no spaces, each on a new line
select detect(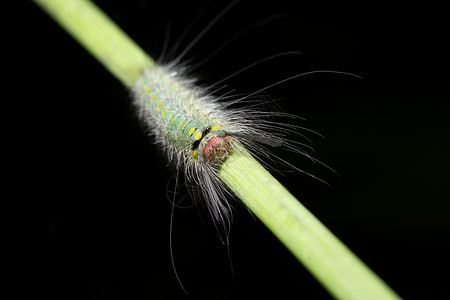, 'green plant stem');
33,0,401,299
